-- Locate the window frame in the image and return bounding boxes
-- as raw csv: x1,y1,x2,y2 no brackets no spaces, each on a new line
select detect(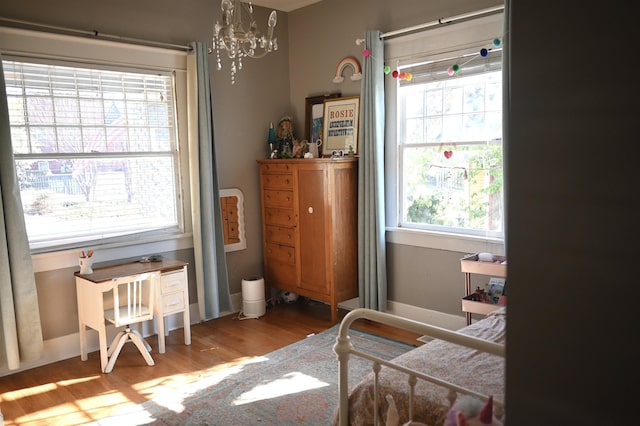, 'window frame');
0,26,193,266
383,12,505,254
